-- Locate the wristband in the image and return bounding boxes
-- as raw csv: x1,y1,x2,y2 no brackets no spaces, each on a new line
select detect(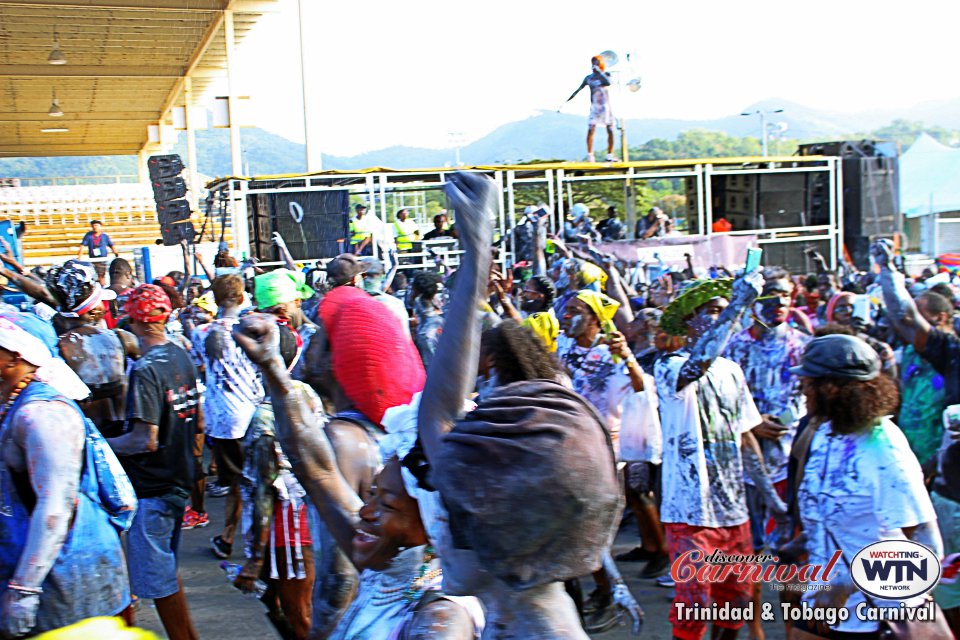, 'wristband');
7,582,42,595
